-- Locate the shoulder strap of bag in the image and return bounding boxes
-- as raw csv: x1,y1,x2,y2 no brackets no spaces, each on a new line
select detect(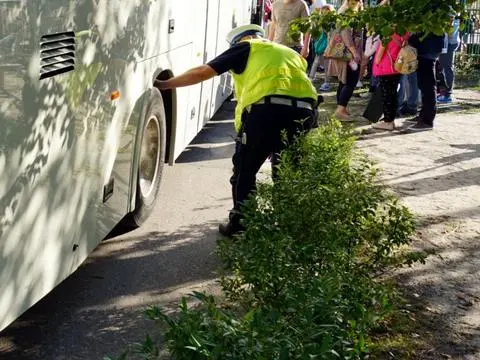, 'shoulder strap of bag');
386,48,396,74
392,35,409,48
